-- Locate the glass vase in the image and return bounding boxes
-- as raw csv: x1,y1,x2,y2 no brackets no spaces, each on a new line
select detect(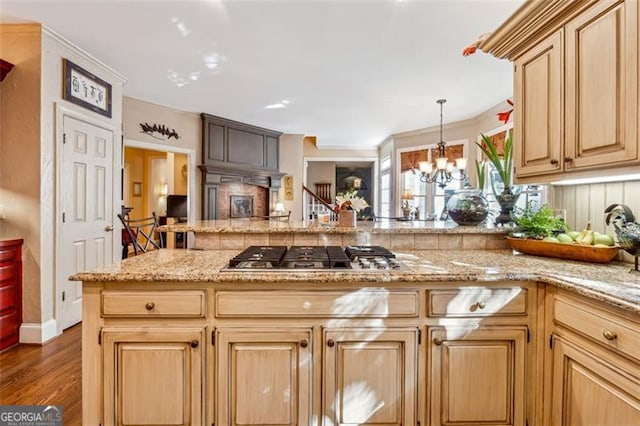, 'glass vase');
493,185,522,226
446,189,489,226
